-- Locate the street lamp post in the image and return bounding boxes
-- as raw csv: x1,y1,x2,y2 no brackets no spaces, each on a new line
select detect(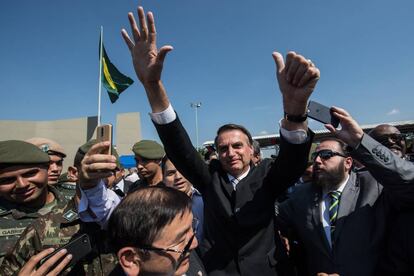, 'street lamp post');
190,102,202,149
